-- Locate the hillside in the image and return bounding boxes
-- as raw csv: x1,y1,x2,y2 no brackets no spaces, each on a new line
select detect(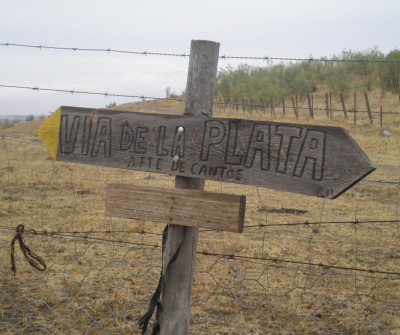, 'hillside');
214,48,400,102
